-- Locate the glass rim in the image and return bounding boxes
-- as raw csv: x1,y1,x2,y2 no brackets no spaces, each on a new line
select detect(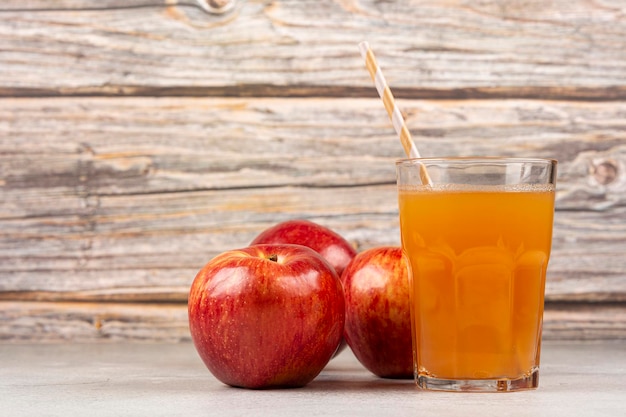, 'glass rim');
396,156,557,166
